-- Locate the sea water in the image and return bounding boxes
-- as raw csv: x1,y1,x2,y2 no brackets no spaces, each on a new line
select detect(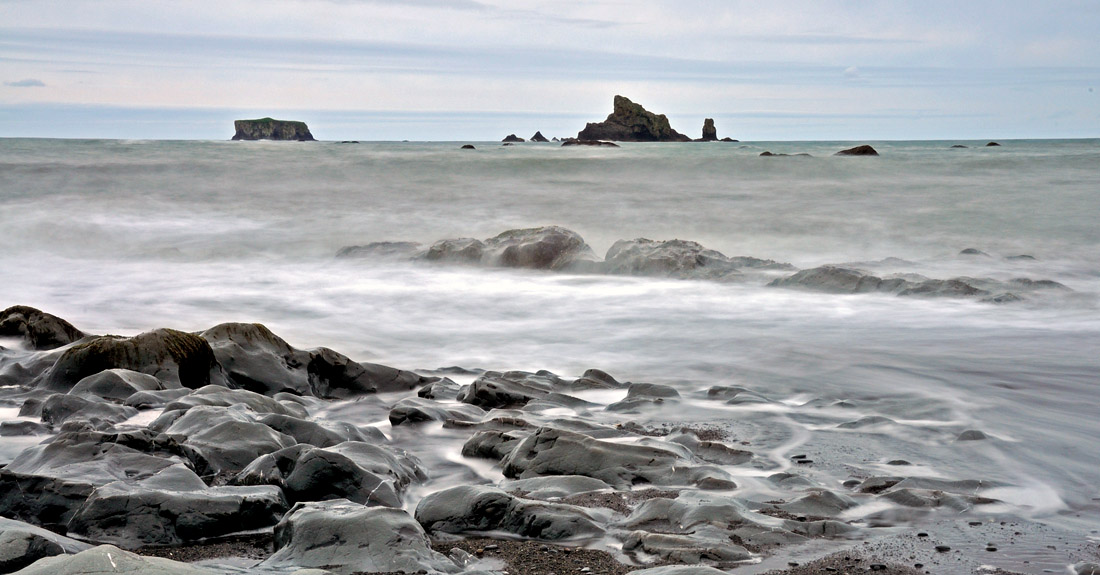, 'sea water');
2,138,1099,567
